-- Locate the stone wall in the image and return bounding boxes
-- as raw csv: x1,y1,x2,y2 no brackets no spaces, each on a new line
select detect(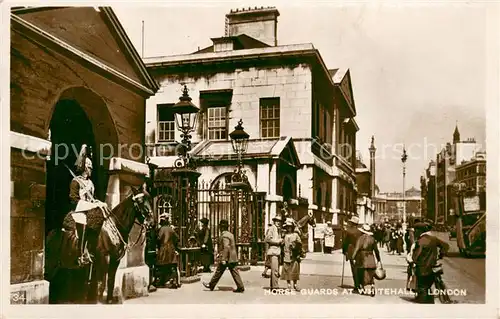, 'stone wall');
146,64,312,148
